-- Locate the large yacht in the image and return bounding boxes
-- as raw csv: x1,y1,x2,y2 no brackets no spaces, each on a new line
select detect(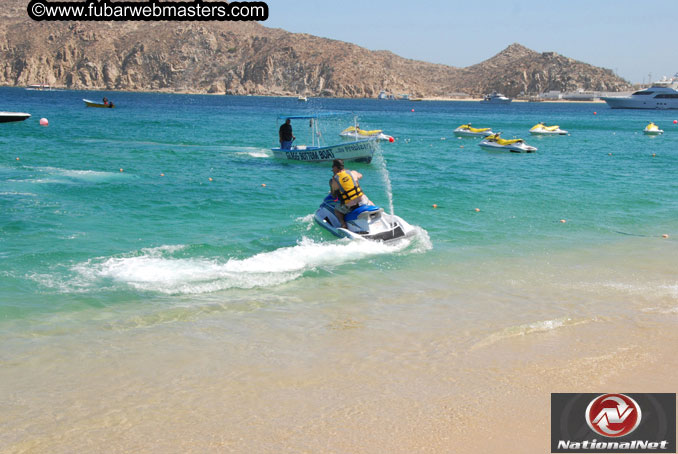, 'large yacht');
602,74,678,109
